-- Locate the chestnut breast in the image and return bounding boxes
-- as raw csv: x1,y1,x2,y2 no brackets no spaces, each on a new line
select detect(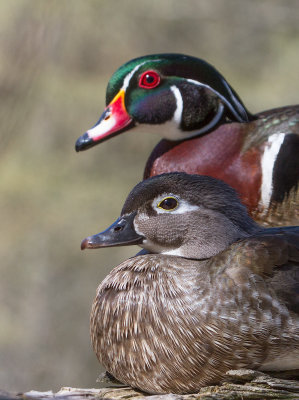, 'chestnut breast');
144,123,262,214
